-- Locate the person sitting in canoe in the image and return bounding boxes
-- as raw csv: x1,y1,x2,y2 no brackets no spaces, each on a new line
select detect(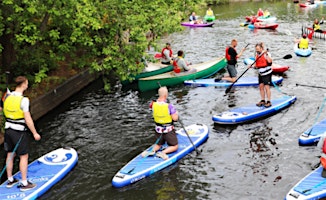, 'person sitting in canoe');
317,134,326,177
313,17,324,33
141,86,179,160
189,12,203,24
161,43,174,65
215,39,246,82
295,34,309,49
173,50,196,74
257,8,264,17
